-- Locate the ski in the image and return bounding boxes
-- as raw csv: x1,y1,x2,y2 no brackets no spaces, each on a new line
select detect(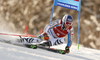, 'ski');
19,36,66,54
25,44,66,54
